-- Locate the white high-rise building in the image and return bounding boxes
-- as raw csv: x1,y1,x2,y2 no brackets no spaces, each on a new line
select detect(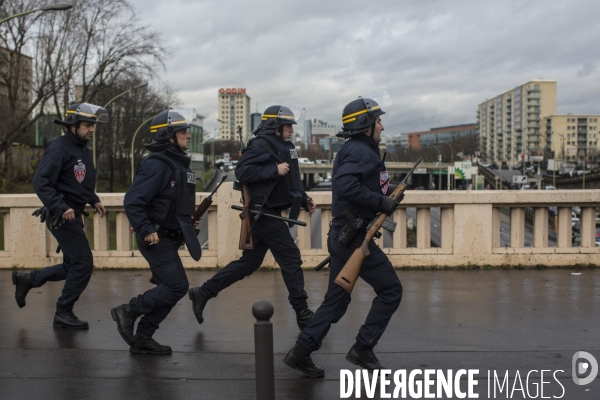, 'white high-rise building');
217,88,251,141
